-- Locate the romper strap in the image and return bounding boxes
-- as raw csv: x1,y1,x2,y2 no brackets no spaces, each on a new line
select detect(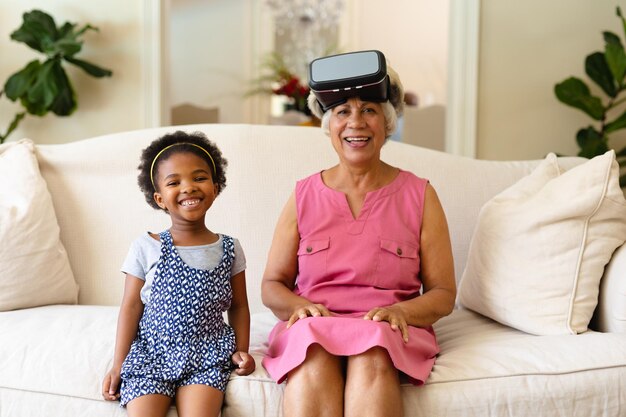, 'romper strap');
220,234,235,271
158,230,173,253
